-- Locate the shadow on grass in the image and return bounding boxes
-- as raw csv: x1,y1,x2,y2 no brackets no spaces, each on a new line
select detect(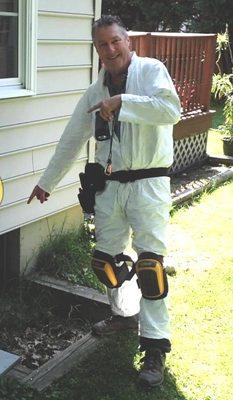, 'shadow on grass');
43,332,188,400
0,377,40,400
